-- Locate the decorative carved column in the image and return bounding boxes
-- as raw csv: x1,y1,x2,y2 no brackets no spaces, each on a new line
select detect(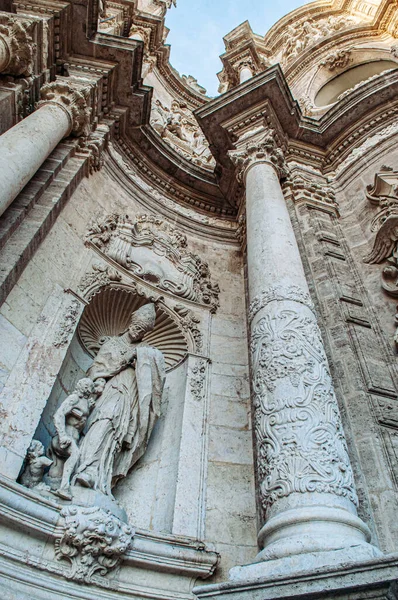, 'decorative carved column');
228,129,380,579
0,81,91,216
0,16,35,76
